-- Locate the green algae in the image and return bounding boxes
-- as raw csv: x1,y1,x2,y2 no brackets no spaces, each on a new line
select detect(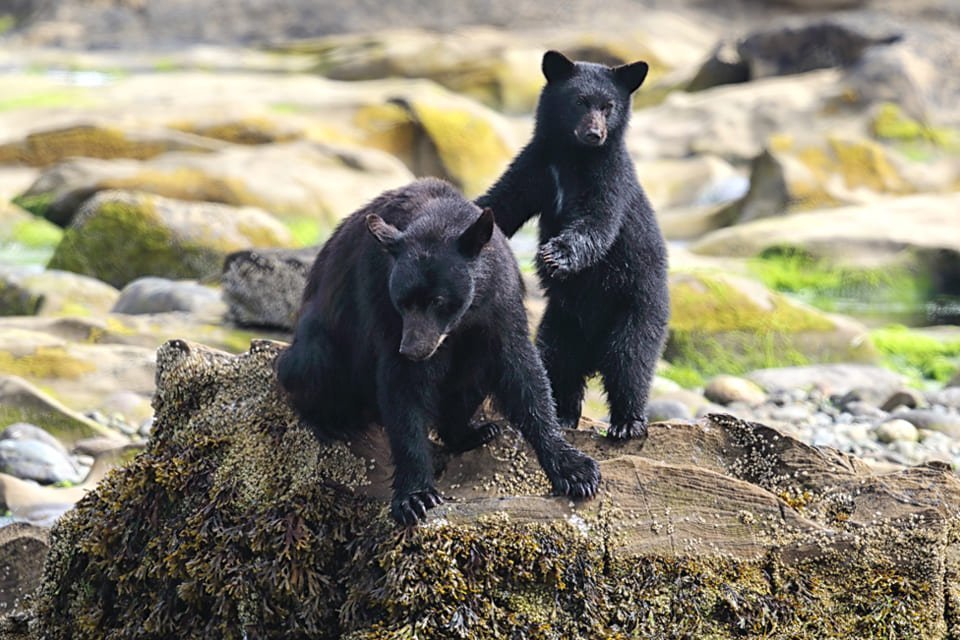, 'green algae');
871,325,960,384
